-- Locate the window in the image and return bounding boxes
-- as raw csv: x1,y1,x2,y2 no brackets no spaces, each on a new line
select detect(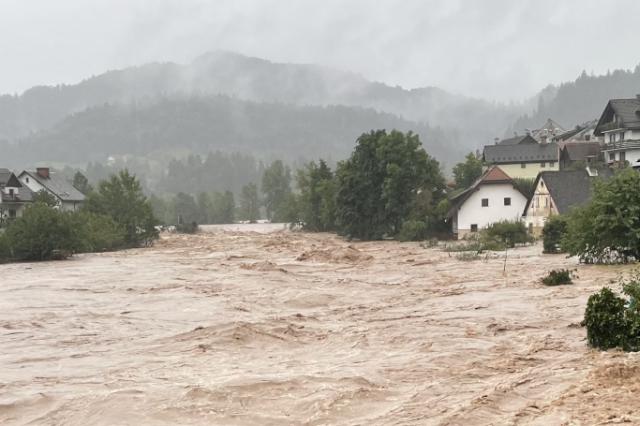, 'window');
620,131,625,141
620,151,626,162
540,181,545,188
470,224,478,233
26,177,29,183
8,209,16,218
504,197,511,206
610,134,615,143
549,161,555,167
521,163,526,168
540,162,546,168
481,198,489,207
8,188,14,197
609,152,616,162
544,197,548,207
